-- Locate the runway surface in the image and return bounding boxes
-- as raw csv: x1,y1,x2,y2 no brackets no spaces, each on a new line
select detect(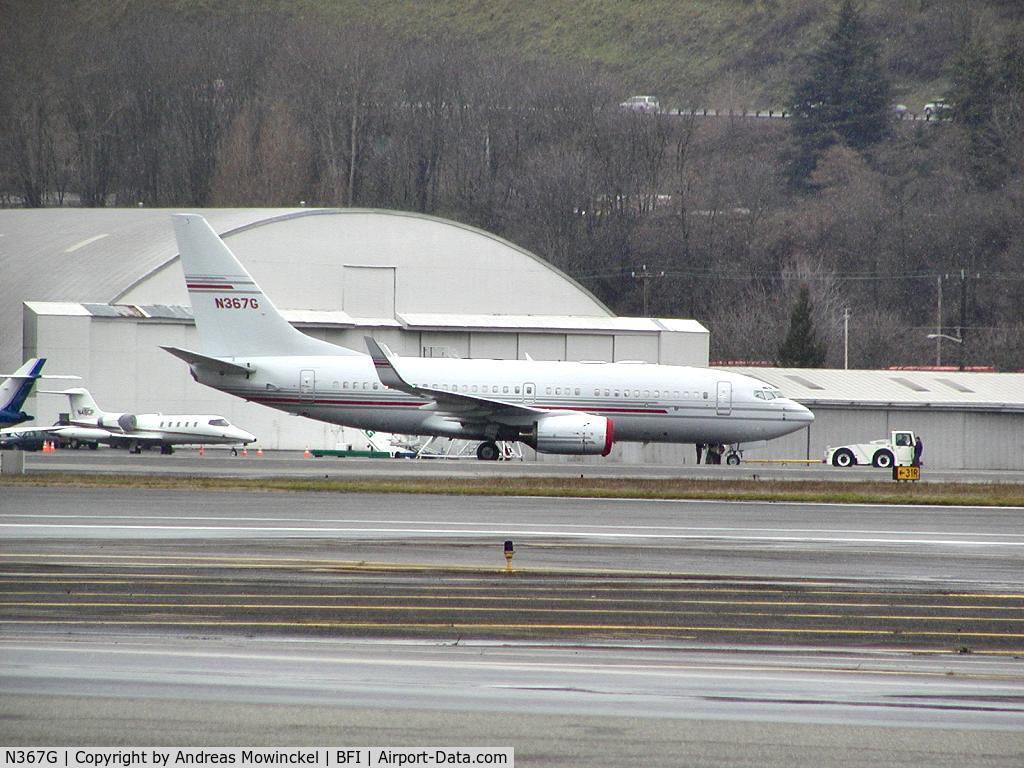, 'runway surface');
3,636,1023,766
2,484,1023,764
20,446,1024,484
